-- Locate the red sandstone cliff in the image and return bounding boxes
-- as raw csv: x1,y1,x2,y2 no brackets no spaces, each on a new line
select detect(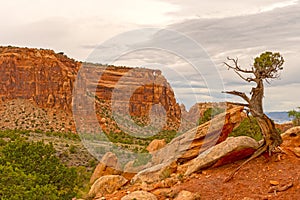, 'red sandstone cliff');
0,46,181,133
